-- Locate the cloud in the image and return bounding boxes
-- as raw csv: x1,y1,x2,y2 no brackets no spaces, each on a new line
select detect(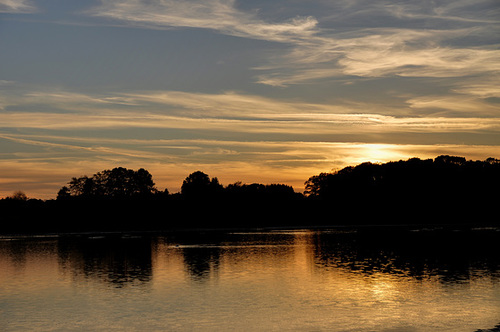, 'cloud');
0,0,35,13
338,43,500,78
319,0,499,25
90,0,318,43
2,89,499,136
256,27,500,85
88,0,499,88
407,95,500,117
2,87,498,200
2,109,499,137
1,85,499,198
452,76,500,99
